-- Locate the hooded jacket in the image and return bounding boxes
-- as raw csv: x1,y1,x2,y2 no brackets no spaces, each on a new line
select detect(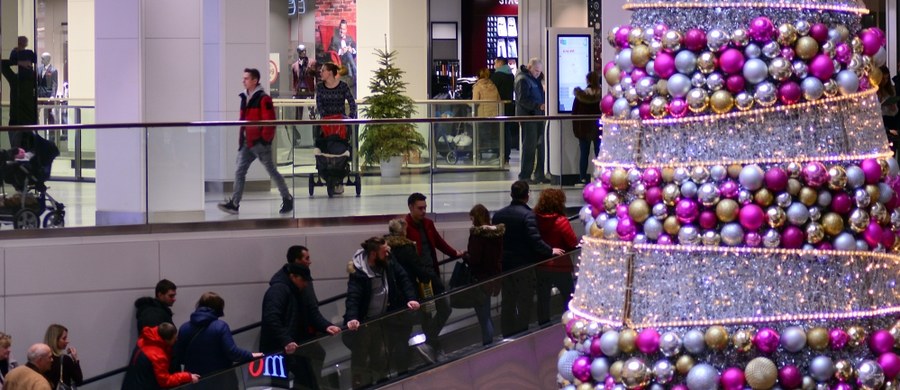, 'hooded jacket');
571,87,602,140
173,307,254,376
535,212,579,272
121,326,192,390
465,224,505,281
343,250,417,324
385,234,437,286
134,297,173,334
239,85,276,149
259,265,333,354
492,200,553,270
